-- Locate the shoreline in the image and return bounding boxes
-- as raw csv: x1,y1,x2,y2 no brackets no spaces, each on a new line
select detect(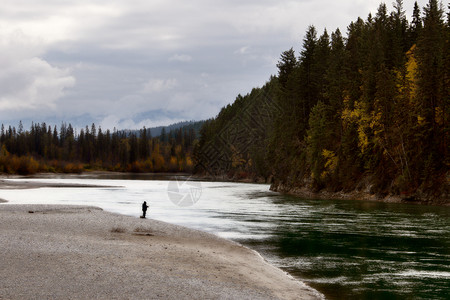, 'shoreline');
193,173,450,206
0,178,118,190
0,203,323,299
270,182,450,206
